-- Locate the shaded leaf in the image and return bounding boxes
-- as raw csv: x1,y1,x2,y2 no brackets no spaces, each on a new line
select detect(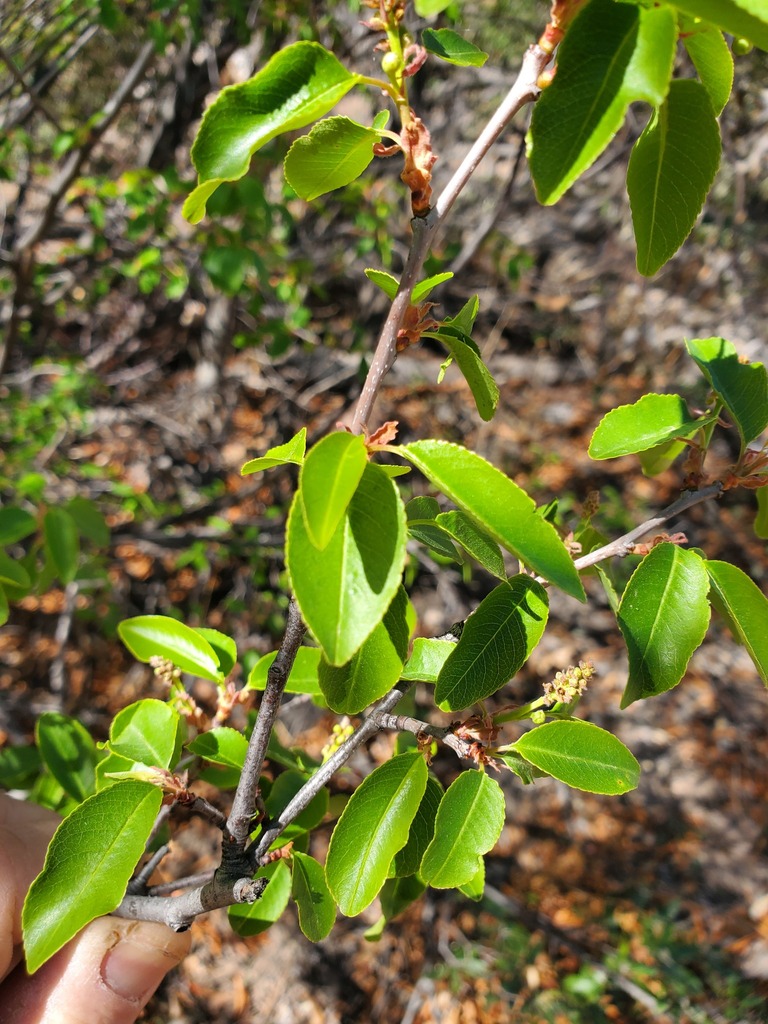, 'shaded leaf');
389,774,443,877
435,510,506,578
686,337,768,450
681,17,733,115
292,852,336,941
228,860,291,936
0,507,37,545
36,713,97,803
422,28,488,67
670,0,768,50
425,327,499,422
43,508,79,584
706,560,768,686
